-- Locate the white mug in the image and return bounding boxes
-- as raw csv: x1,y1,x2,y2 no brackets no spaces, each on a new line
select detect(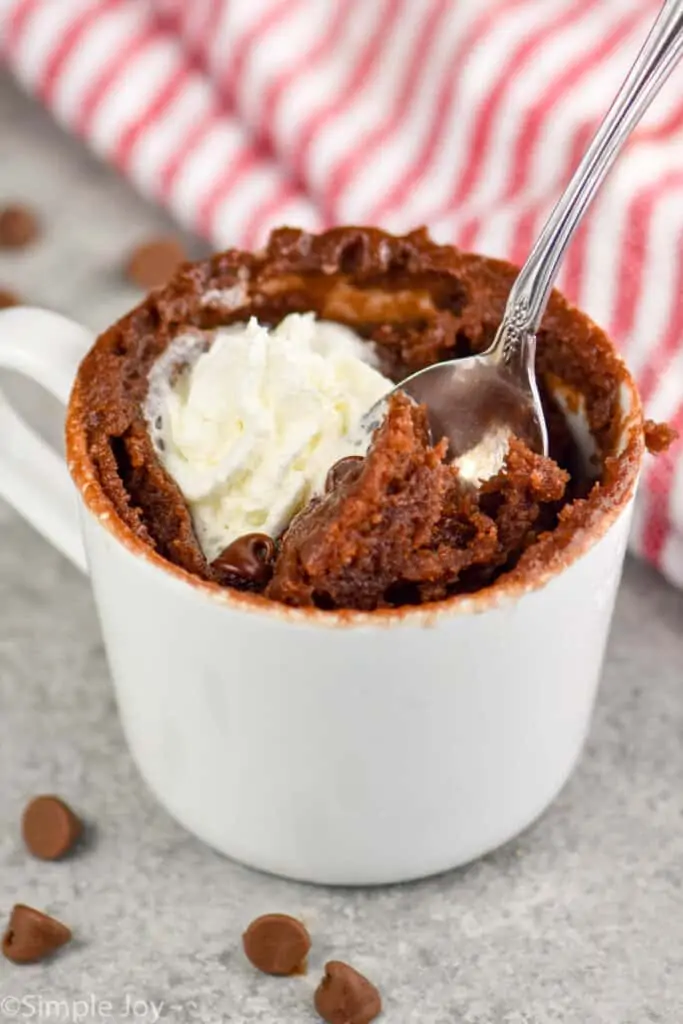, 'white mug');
0,305,643,885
